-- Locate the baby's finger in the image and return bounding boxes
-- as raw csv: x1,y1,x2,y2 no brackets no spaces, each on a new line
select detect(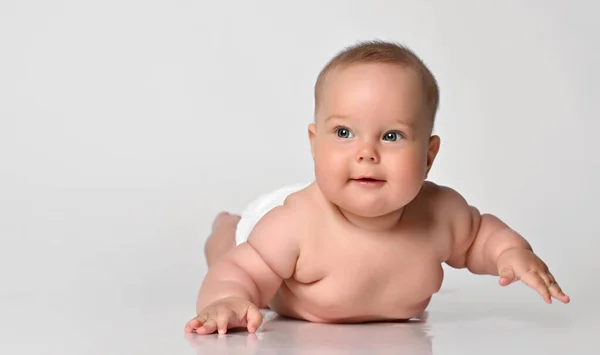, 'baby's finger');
184,318,201,333
185,312,209,333
498,266,516,286
546,275,570,304
196,318,218,335
246,304,264,333
549,283,570,303
216,309,235,335
521,271,551,304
